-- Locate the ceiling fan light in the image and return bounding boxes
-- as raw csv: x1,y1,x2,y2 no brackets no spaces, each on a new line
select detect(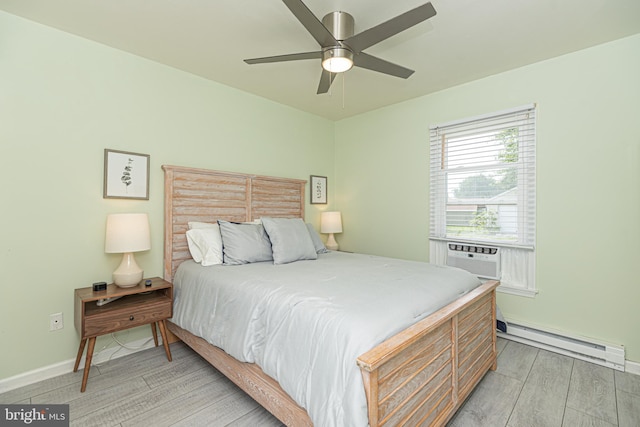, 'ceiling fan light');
322,48,353,73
